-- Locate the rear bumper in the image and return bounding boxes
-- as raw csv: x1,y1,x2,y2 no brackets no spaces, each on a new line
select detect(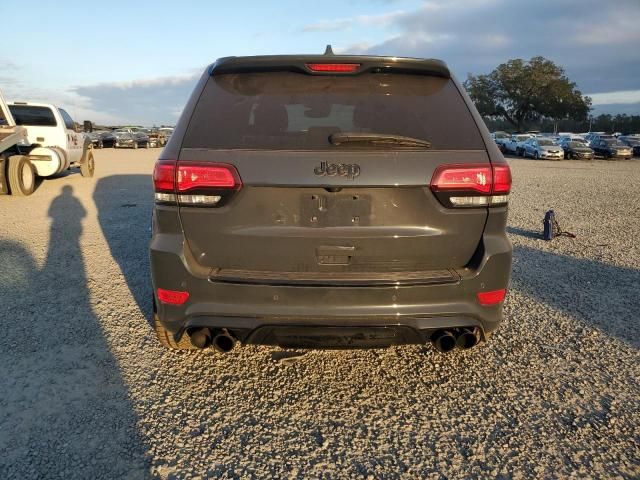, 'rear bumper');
150,213,512,348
